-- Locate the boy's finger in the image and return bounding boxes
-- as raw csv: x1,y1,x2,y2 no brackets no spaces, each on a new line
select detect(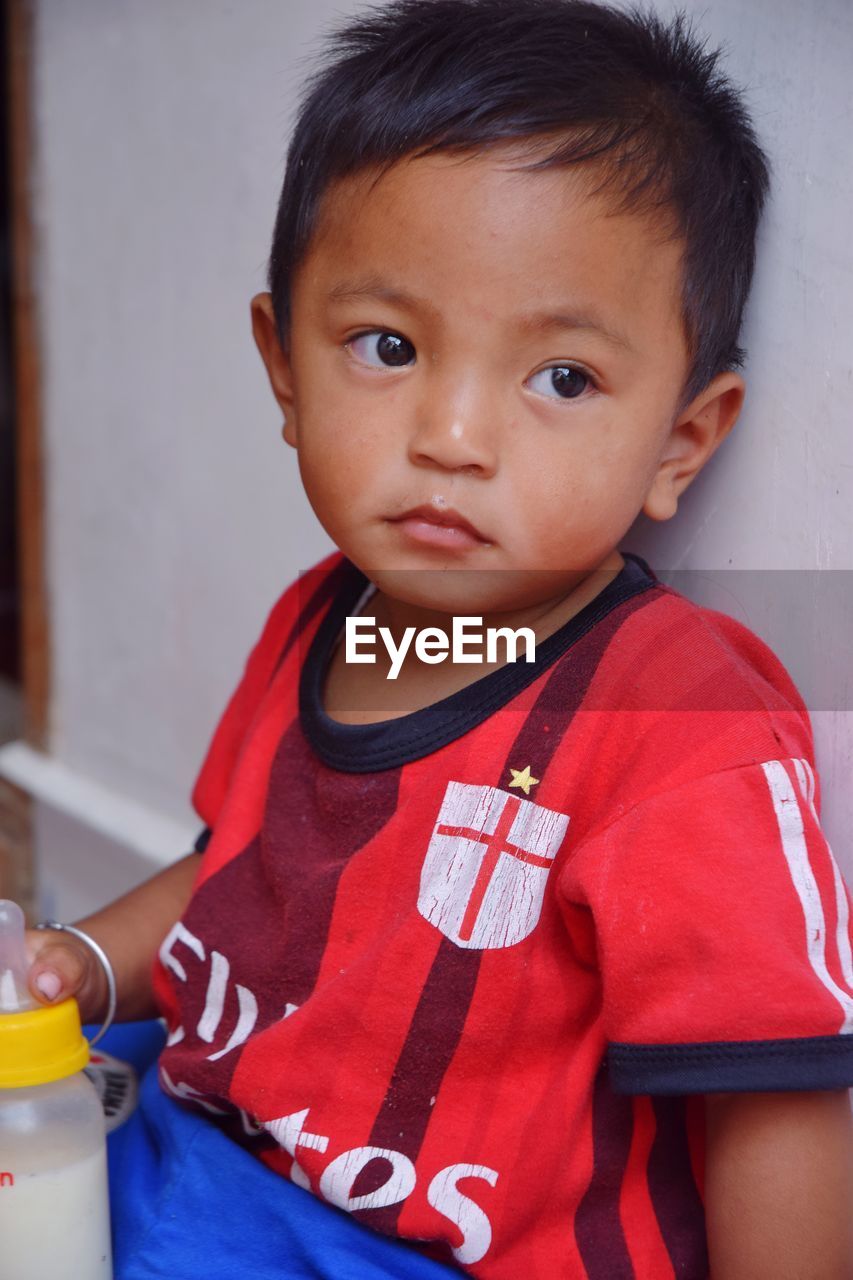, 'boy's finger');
27,939,89,1004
